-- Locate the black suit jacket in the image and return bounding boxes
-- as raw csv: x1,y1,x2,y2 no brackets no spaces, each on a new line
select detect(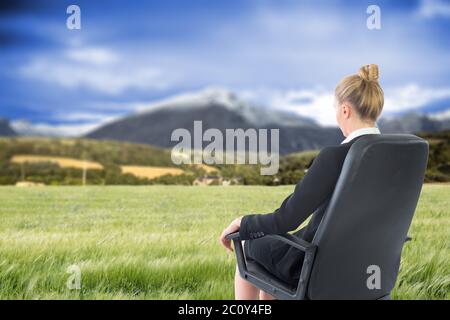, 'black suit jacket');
239,135,367,243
